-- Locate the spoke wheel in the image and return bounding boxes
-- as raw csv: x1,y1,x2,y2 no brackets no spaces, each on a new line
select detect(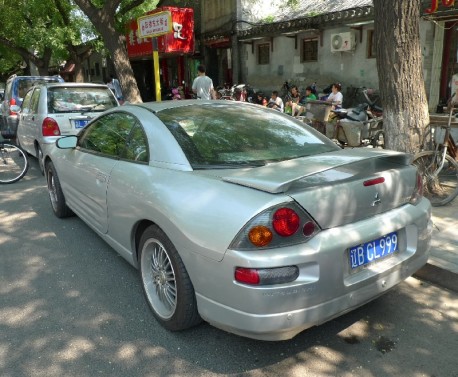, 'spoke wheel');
0,143,29,184
139,225,201,331
412,151,458,206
